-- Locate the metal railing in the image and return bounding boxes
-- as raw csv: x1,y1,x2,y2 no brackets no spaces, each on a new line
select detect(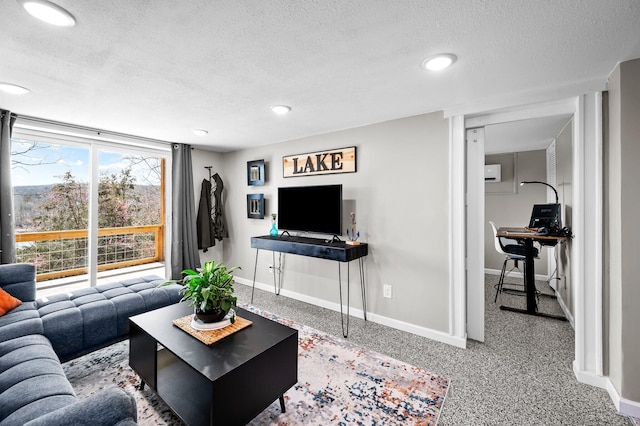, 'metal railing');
15,225,164,281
